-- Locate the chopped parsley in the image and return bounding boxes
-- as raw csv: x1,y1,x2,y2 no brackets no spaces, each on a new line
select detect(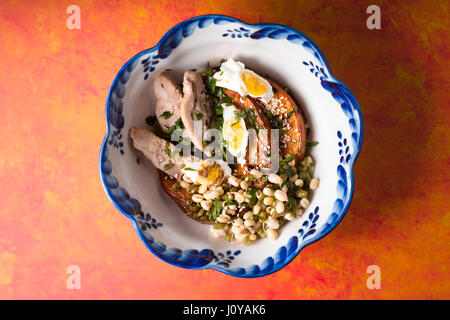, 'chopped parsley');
195,112,203,120
307,141,319,147
246,188,257,208
223,96,233,105
183,167,197,171
280,155,295,166
164,146,170,156
213,199,221,217
160,111,173,119
164,117,184,135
